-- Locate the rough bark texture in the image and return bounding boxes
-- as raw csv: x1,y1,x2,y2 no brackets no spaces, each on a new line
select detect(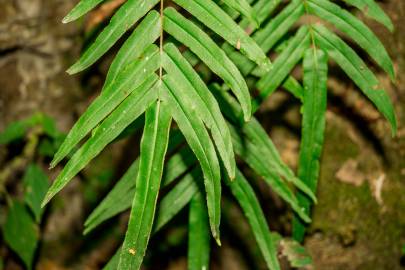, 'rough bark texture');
0,0,404,269
0,0,82,131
